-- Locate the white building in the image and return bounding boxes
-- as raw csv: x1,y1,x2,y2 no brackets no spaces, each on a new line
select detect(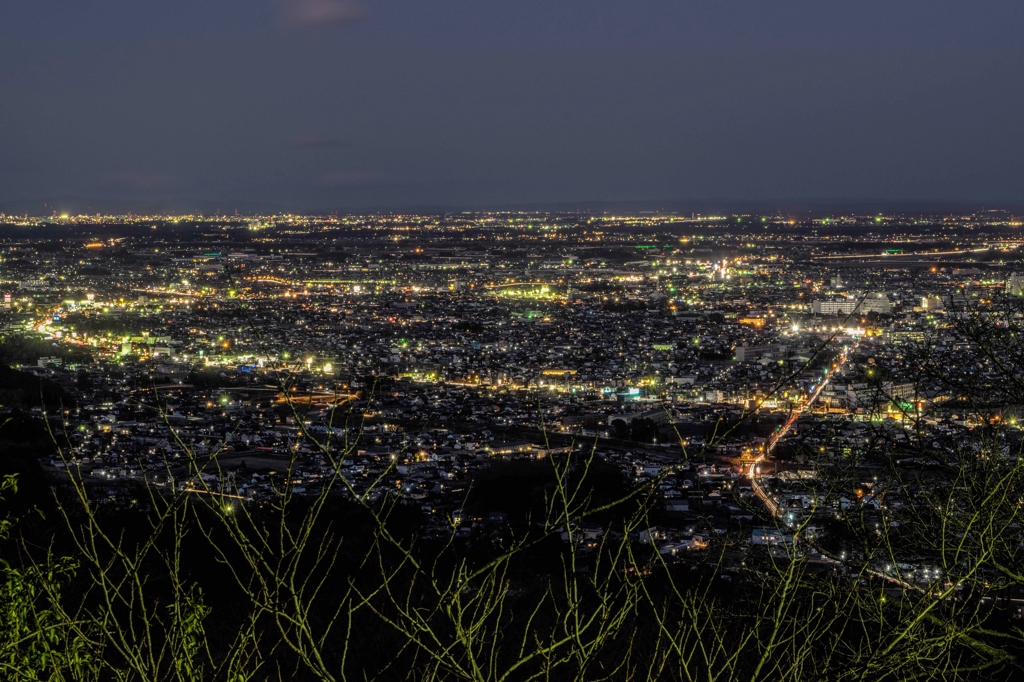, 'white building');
1007,274,1024,296
856,293,891,315
735,343,788,362
812,293,890,315
812,299,857,315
